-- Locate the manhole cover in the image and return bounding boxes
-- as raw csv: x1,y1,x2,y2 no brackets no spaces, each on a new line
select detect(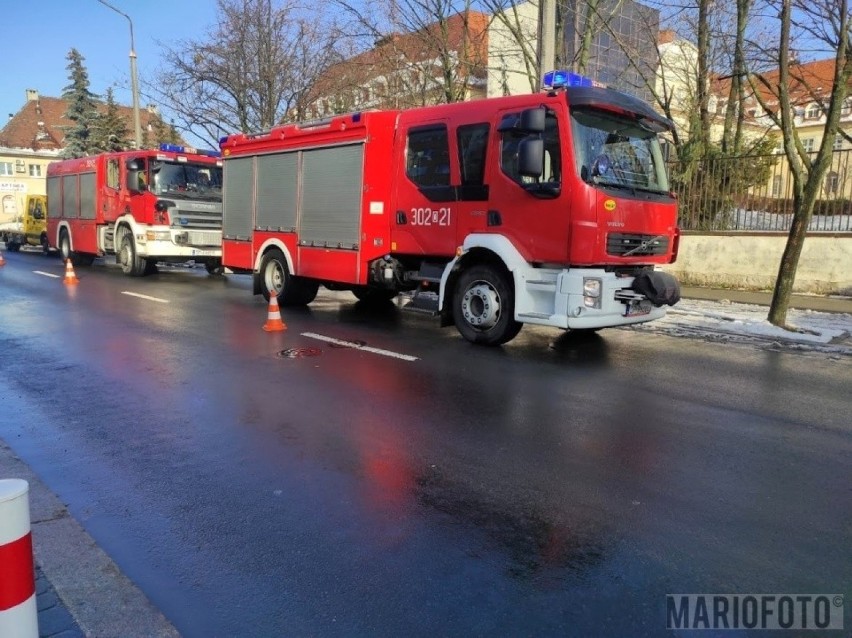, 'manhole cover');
328,339,367,349
277,347,322,359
